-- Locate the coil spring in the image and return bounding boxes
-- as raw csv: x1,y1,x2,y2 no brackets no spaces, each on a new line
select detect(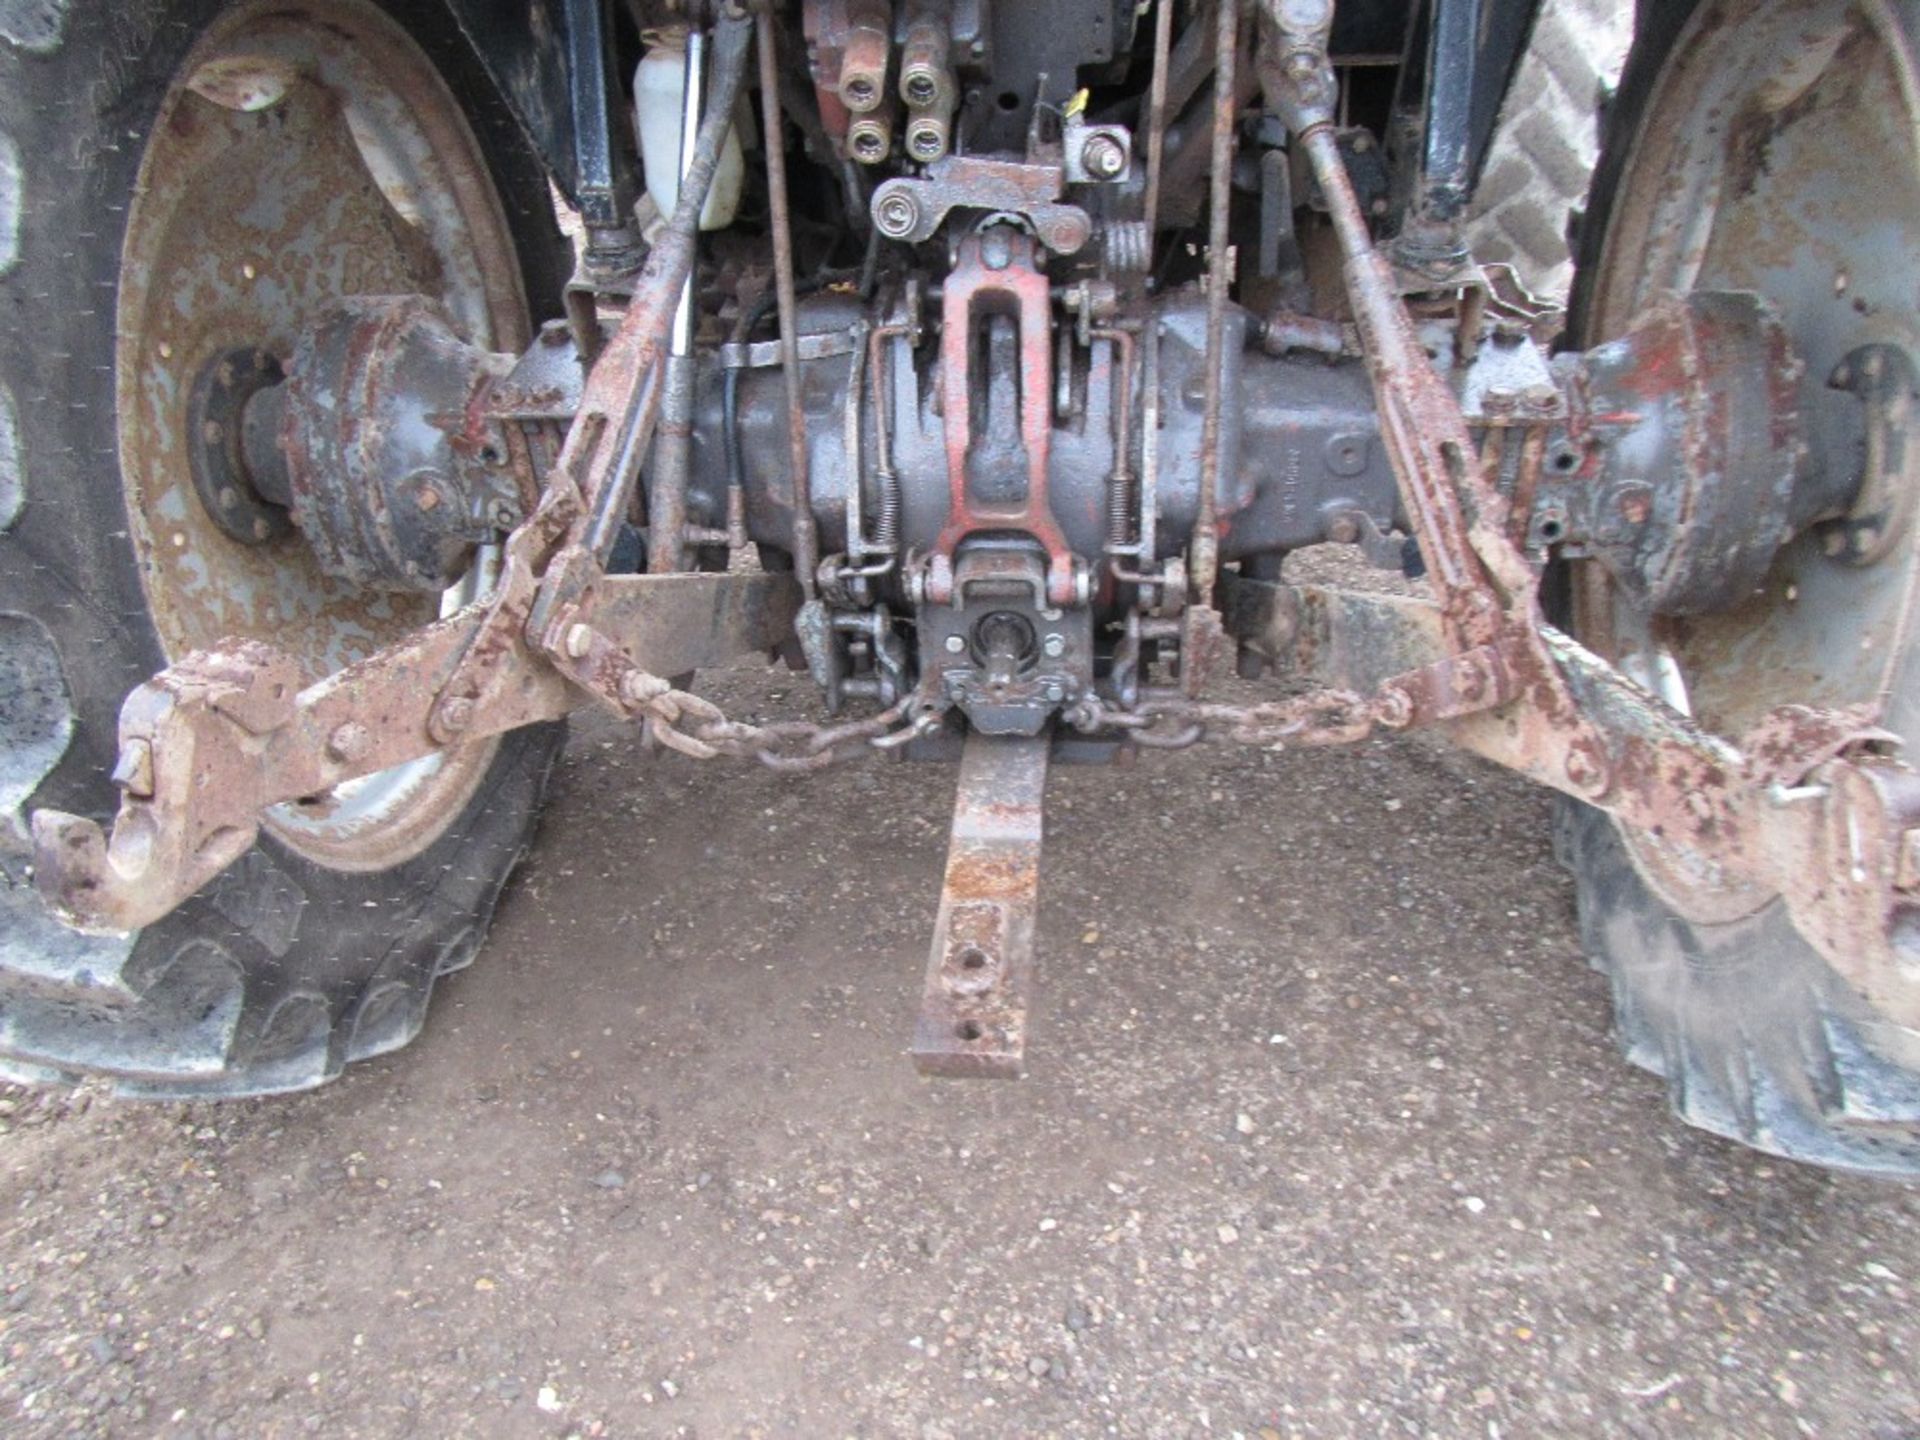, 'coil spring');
1107,457,1130,552
873,463,902,553
1103,220,1152,275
